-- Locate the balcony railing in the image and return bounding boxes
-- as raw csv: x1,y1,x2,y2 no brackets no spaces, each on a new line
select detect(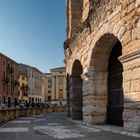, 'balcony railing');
10,67,14,73
11,80,19,86
1,76,9,83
